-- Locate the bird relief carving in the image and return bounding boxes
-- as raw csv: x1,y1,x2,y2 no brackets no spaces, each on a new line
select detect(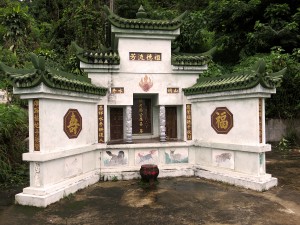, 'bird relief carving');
139,75,153,92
